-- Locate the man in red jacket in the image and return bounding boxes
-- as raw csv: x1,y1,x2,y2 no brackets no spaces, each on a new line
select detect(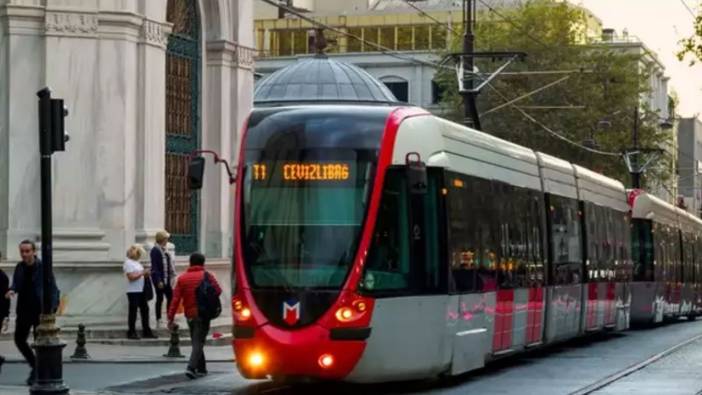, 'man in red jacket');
167,252,222,379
